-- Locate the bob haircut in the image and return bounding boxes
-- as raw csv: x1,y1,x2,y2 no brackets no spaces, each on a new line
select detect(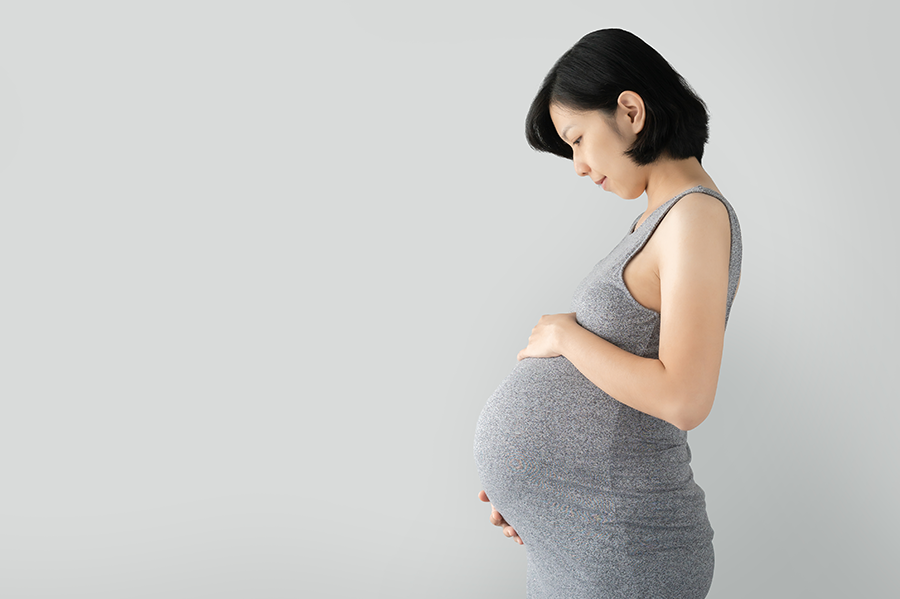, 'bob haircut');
525,28,710,166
